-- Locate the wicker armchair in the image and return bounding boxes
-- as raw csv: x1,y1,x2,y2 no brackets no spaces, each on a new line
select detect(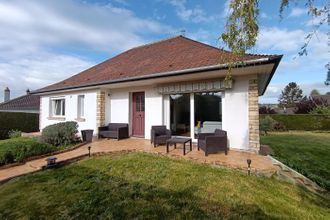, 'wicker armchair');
151,125,171,147
98,123,129,140
197,129,227,156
